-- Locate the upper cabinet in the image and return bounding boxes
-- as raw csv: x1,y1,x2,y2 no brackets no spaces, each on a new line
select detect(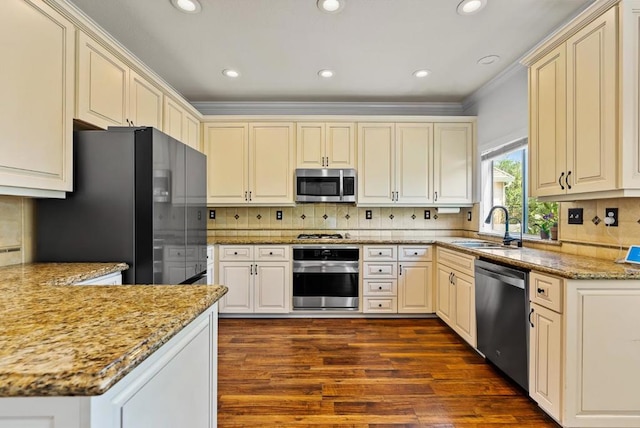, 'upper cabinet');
204,122,295,205
0,0,75,196
524,3,640,201
358,121,474,206
163,97,201,151
77,31,163,130
296,122,355,168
